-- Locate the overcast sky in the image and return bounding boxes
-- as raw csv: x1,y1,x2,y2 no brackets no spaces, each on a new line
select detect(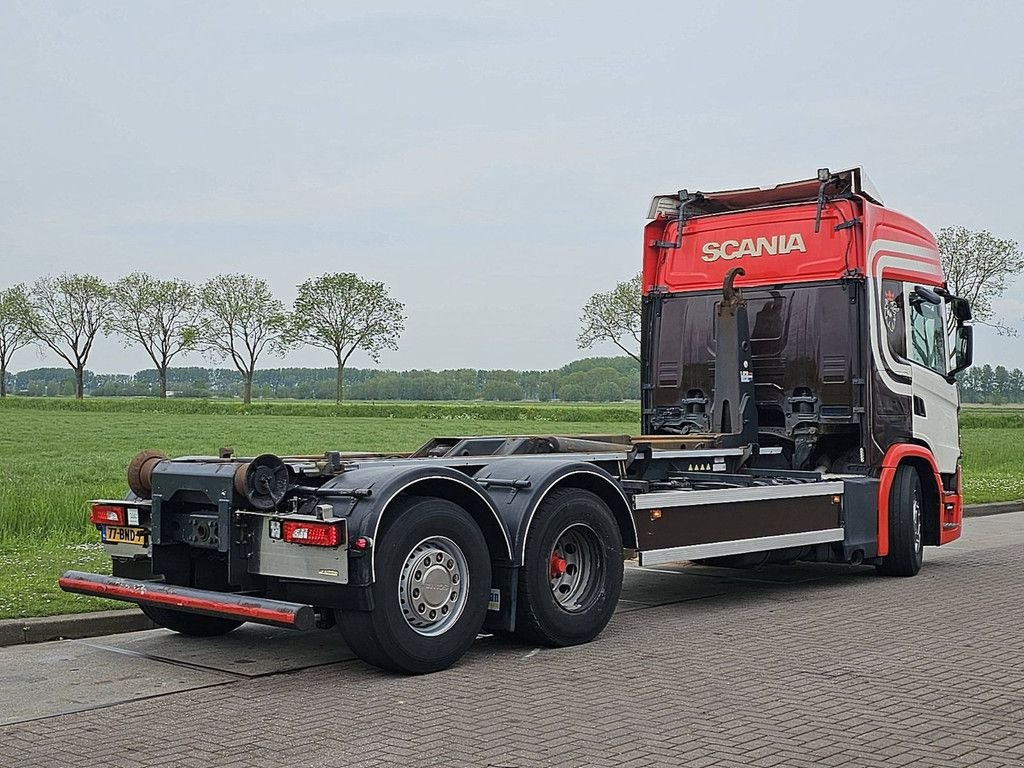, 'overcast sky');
3,1,1023,375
